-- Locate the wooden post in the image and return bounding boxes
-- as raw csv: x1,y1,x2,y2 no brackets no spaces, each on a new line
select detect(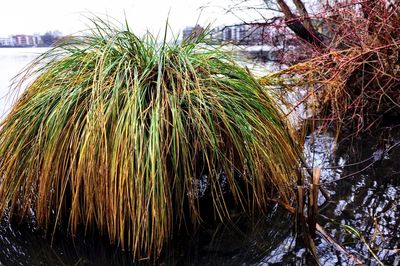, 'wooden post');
308,168,320,238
